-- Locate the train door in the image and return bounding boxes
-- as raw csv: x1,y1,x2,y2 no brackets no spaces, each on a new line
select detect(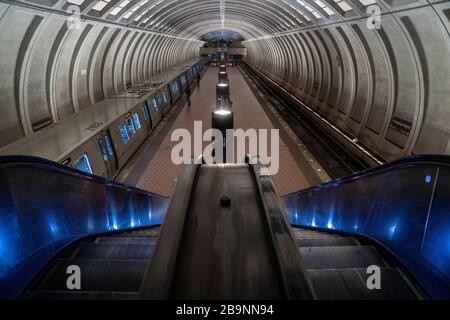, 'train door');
98,129,118,178
169,81,180,103
142,102,153,134
148,96,162,127
179,73,187,92
161,88,170,114
187,69,193,84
